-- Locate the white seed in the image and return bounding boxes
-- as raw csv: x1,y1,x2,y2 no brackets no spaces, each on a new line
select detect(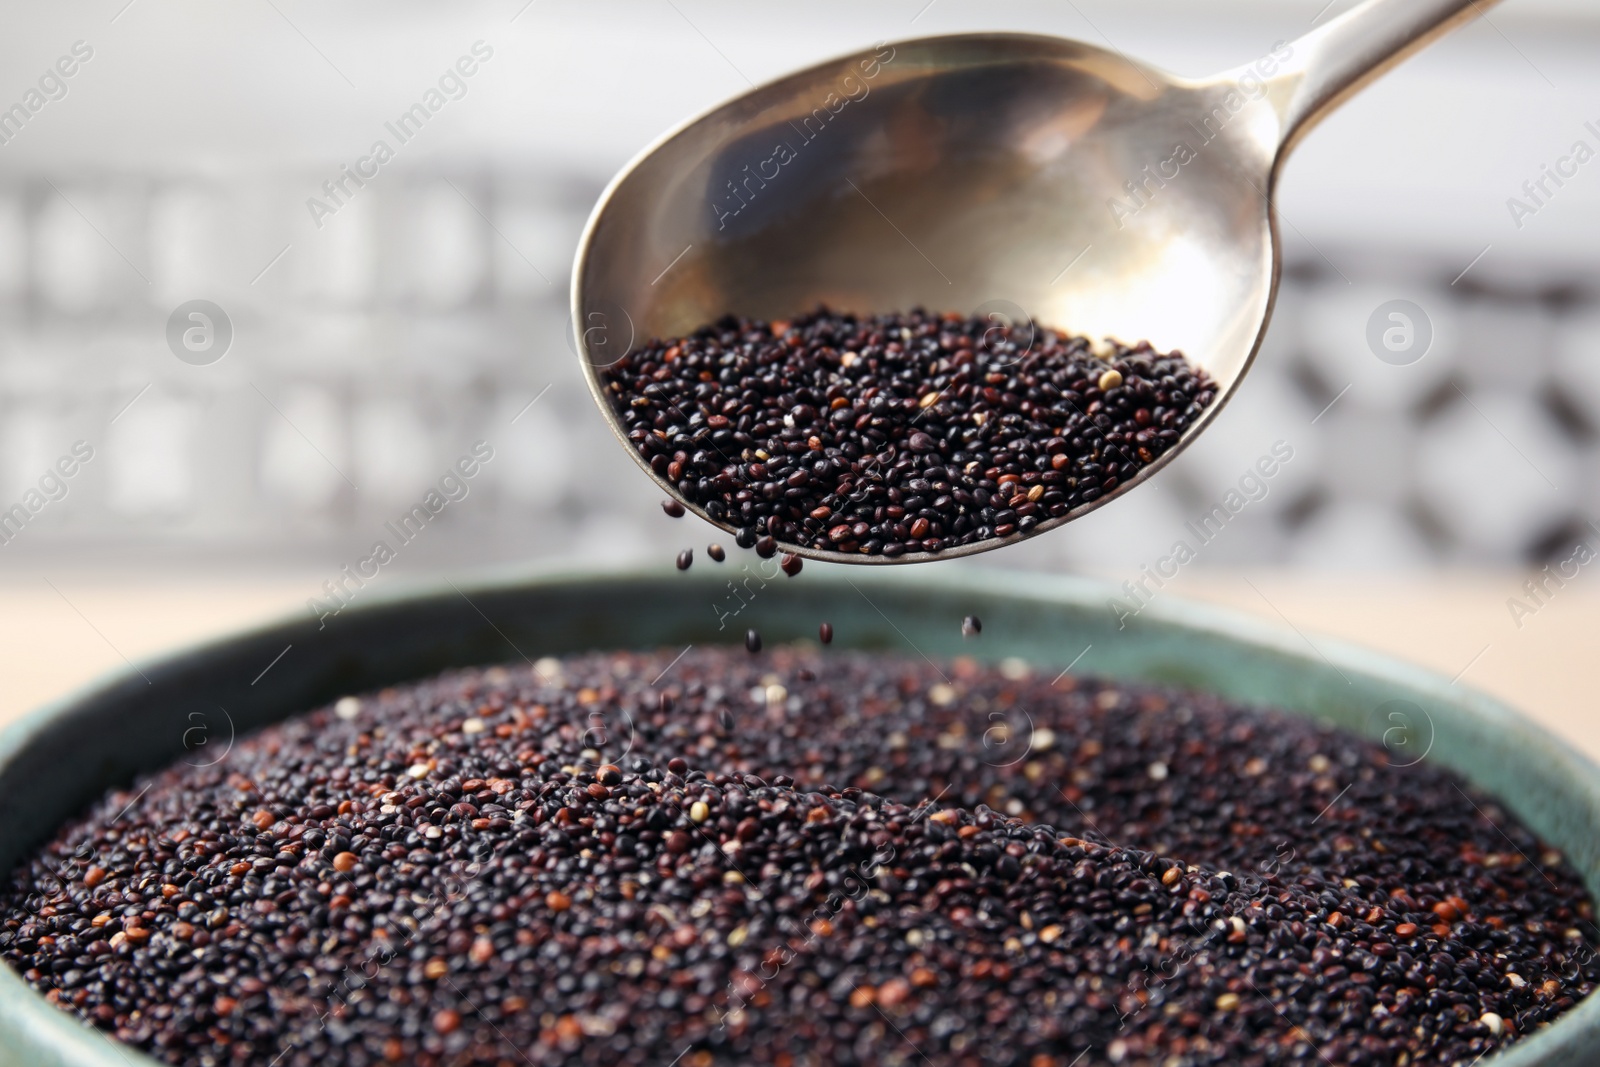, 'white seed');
689,801,710,823
460,718,485,734
334,697,362,720
1098,368,1124,391
1148,761,1169,781
1481,1012,1503,1036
